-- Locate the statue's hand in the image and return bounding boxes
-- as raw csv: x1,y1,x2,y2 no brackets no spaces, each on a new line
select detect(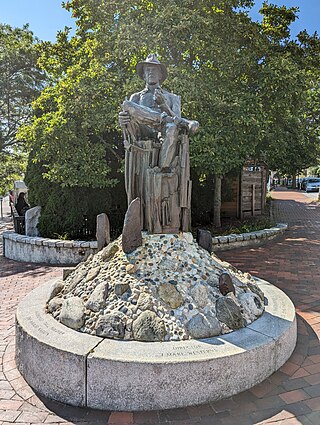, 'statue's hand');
154,88,166,106
119,111,131,129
